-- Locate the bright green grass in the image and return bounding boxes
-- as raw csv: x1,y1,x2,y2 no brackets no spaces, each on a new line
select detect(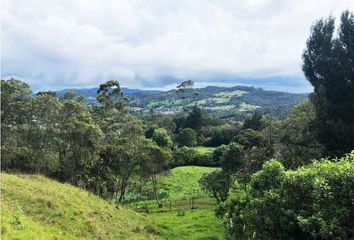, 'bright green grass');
1,174,168,240
158,166,218,200
129,166,224,240
150,208,225,240
193,146,216,155
214,90,248,98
